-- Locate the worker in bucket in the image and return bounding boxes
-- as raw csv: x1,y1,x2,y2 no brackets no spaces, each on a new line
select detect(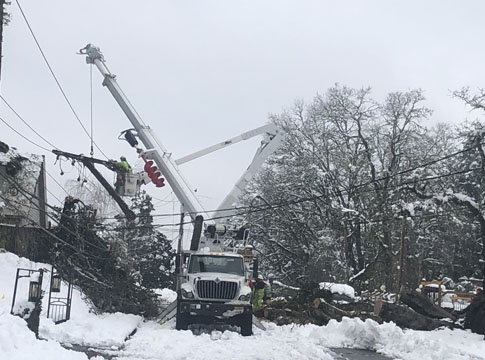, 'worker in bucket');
116,156,132,174
113,156,132,194
252,274,266,313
